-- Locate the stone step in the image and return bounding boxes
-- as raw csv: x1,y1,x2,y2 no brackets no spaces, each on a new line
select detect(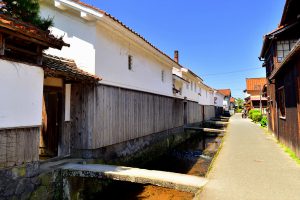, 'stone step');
184,127,226,133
